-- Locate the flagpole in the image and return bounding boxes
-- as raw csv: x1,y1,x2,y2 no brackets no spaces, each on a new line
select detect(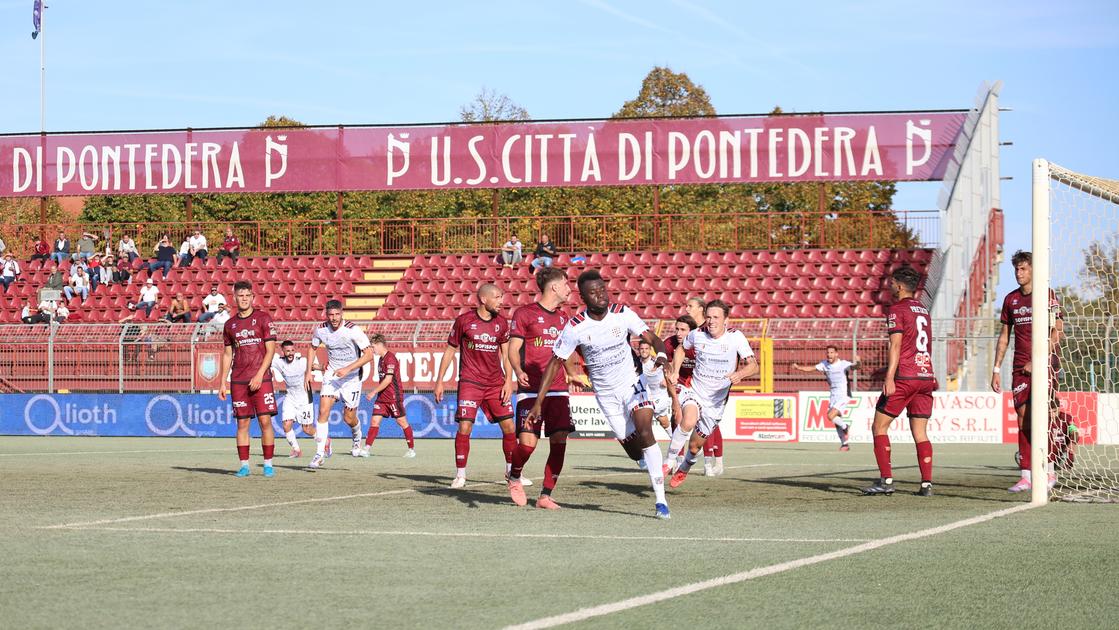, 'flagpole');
39,2,48,229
